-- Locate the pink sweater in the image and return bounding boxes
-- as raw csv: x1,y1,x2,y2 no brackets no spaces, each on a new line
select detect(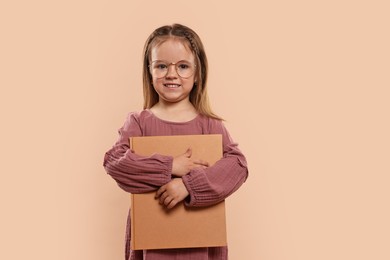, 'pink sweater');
103,110,249,260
